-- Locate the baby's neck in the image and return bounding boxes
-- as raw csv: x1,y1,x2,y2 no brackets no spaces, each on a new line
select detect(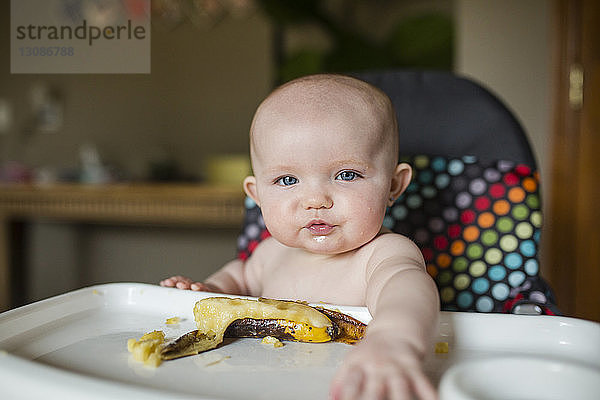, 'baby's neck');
282,227,392,259
287,246,346,260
